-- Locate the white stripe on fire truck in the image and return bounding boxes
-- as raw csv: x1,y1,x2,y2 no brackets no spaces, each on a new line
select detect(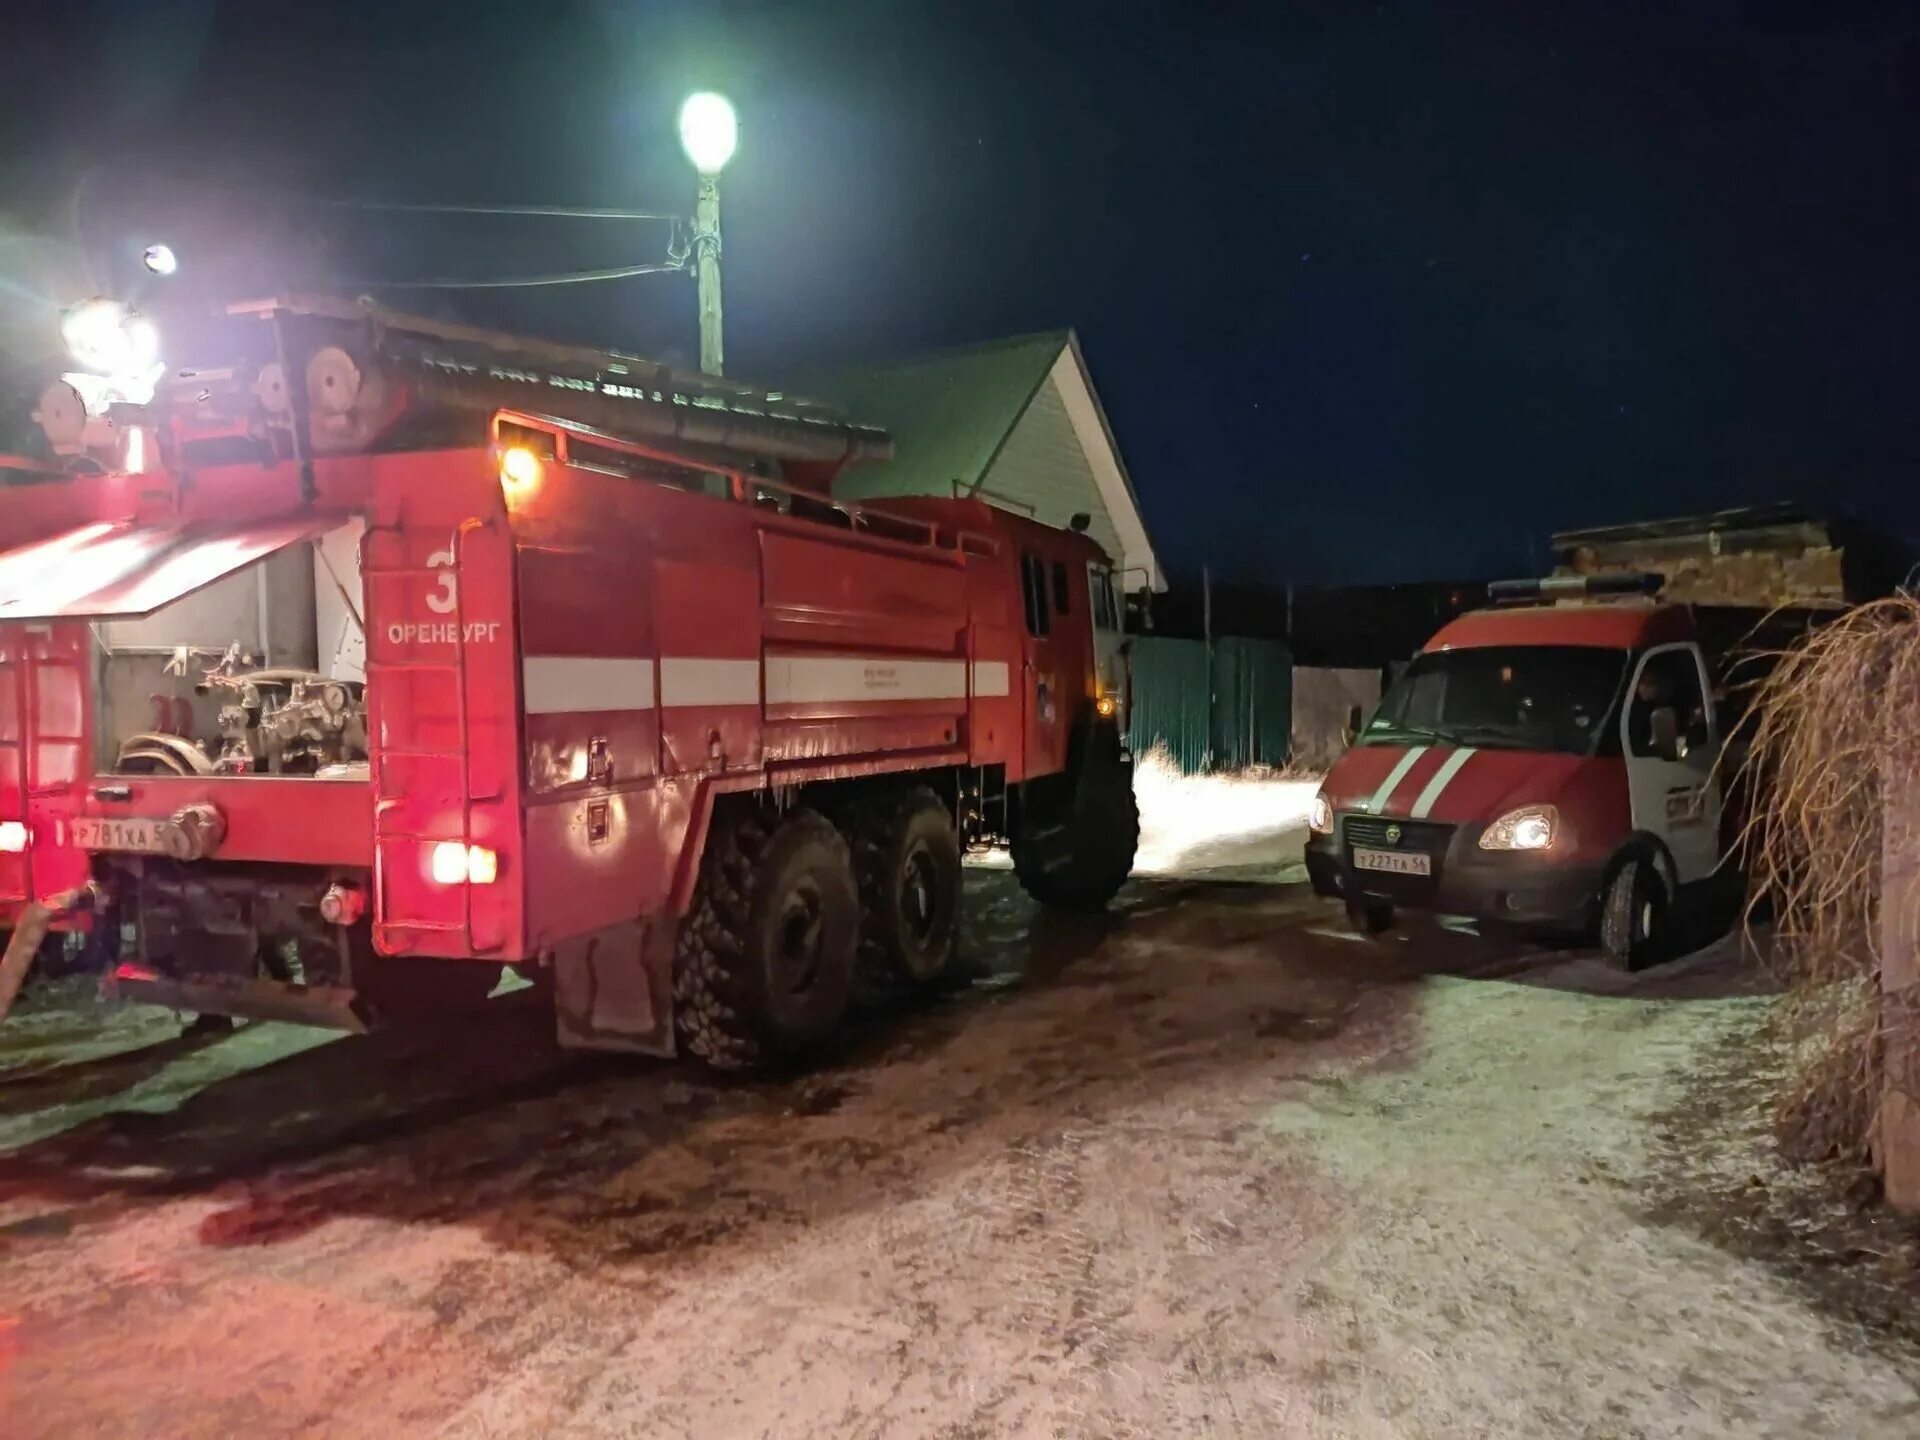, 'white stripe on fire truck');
659,657,762,708
971,660,1011,697
522,656,655,714
1364,746,1428,814
766,656,969,704
520,655,1018,711
1409,747,1477,819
